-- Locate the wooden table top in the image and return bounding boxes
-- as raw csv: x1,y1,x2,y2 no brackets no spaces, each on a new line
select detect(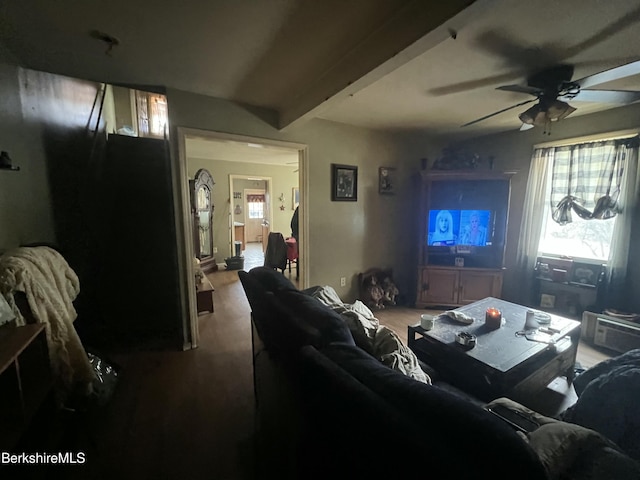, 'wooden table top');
422,297,581,373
